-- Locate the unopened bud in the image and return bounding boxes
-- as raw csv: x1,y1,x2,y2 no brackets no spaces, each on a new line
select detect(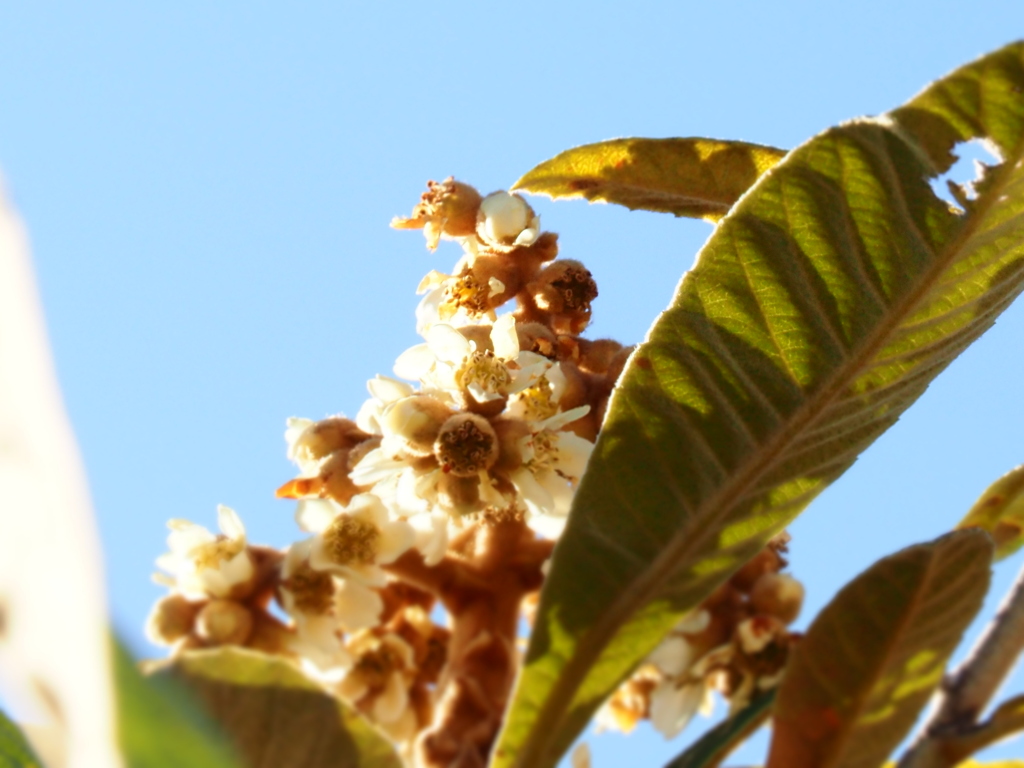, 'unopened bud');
291,417,371,466
382,395,453,456
434,413,499,477
750,573,805,625
477,191,540,248
515,322,557,358
577,338,625,374
437,473,482,516
195,599,254,646
391,178,483,250
730,546,786,592
145,594,201,646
